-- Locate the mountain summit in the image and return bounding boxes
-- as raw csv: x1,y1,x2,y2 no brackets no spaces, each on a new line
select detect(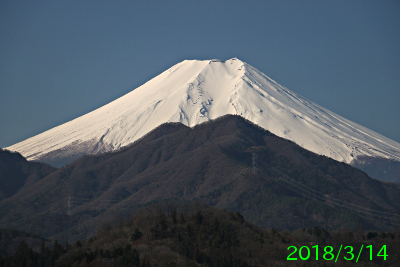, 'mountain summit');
6,58,400,171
